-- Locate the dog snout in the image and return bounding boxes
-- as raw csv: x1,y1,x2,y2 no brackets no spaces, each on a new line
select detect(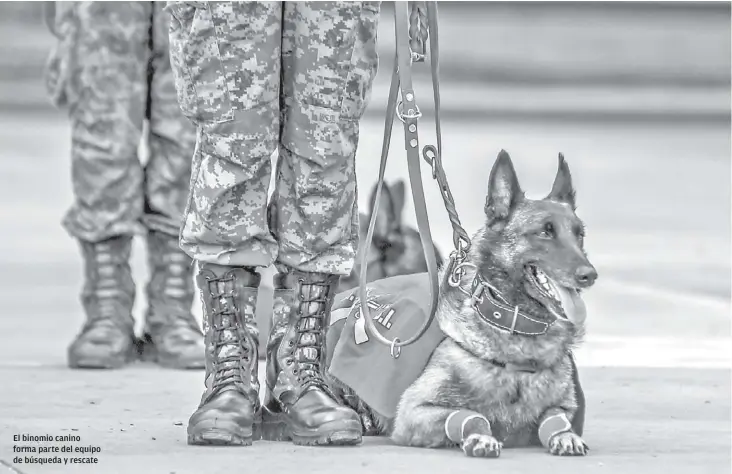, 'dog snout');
574,265,597,287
